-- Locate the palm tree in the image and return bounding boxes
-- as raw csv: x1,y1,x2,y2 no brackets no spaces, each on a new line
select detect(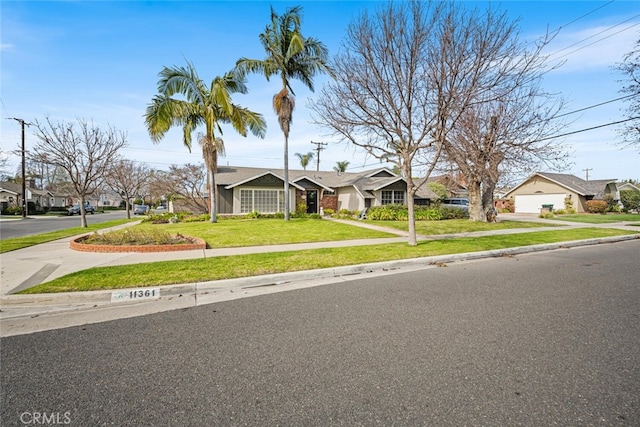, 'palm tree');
333,161,350,173
236,5,333,220
295,151,315,170
145,61,266,223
